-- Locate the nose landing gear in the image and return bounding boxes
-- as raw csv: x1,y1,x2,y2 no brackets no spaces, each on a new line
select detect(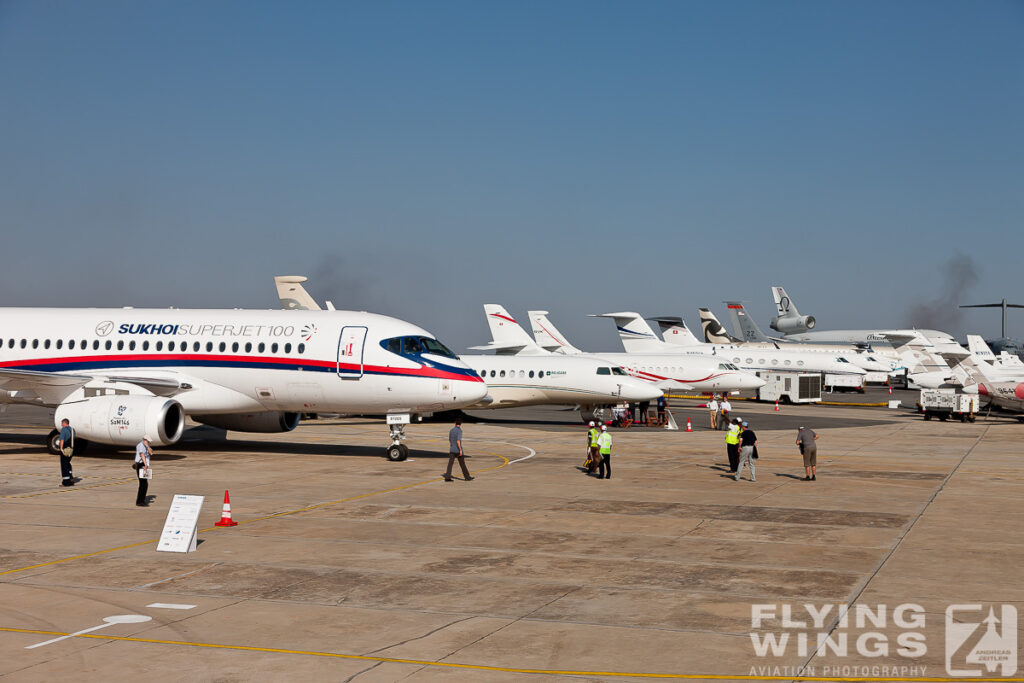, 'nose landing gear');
386,414,411,461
